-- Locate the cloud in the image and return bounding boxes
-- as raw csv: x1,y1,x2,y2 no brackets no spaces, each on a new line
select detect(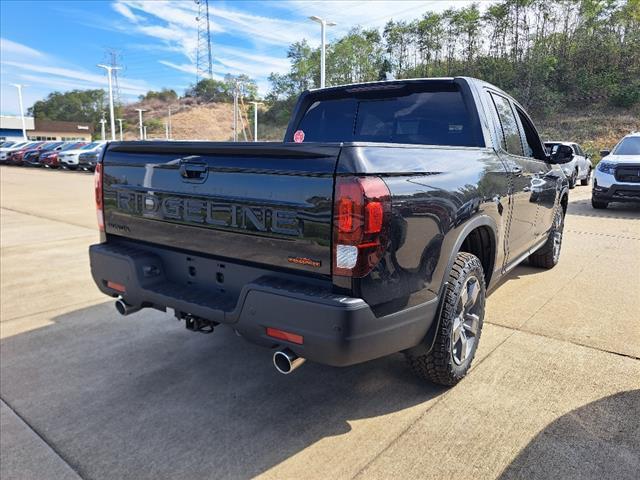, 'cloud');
112,1,140,23
0,38,46,59
208,6,316,47
2,60,151,95
158,60,199,76
110,1,304,94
